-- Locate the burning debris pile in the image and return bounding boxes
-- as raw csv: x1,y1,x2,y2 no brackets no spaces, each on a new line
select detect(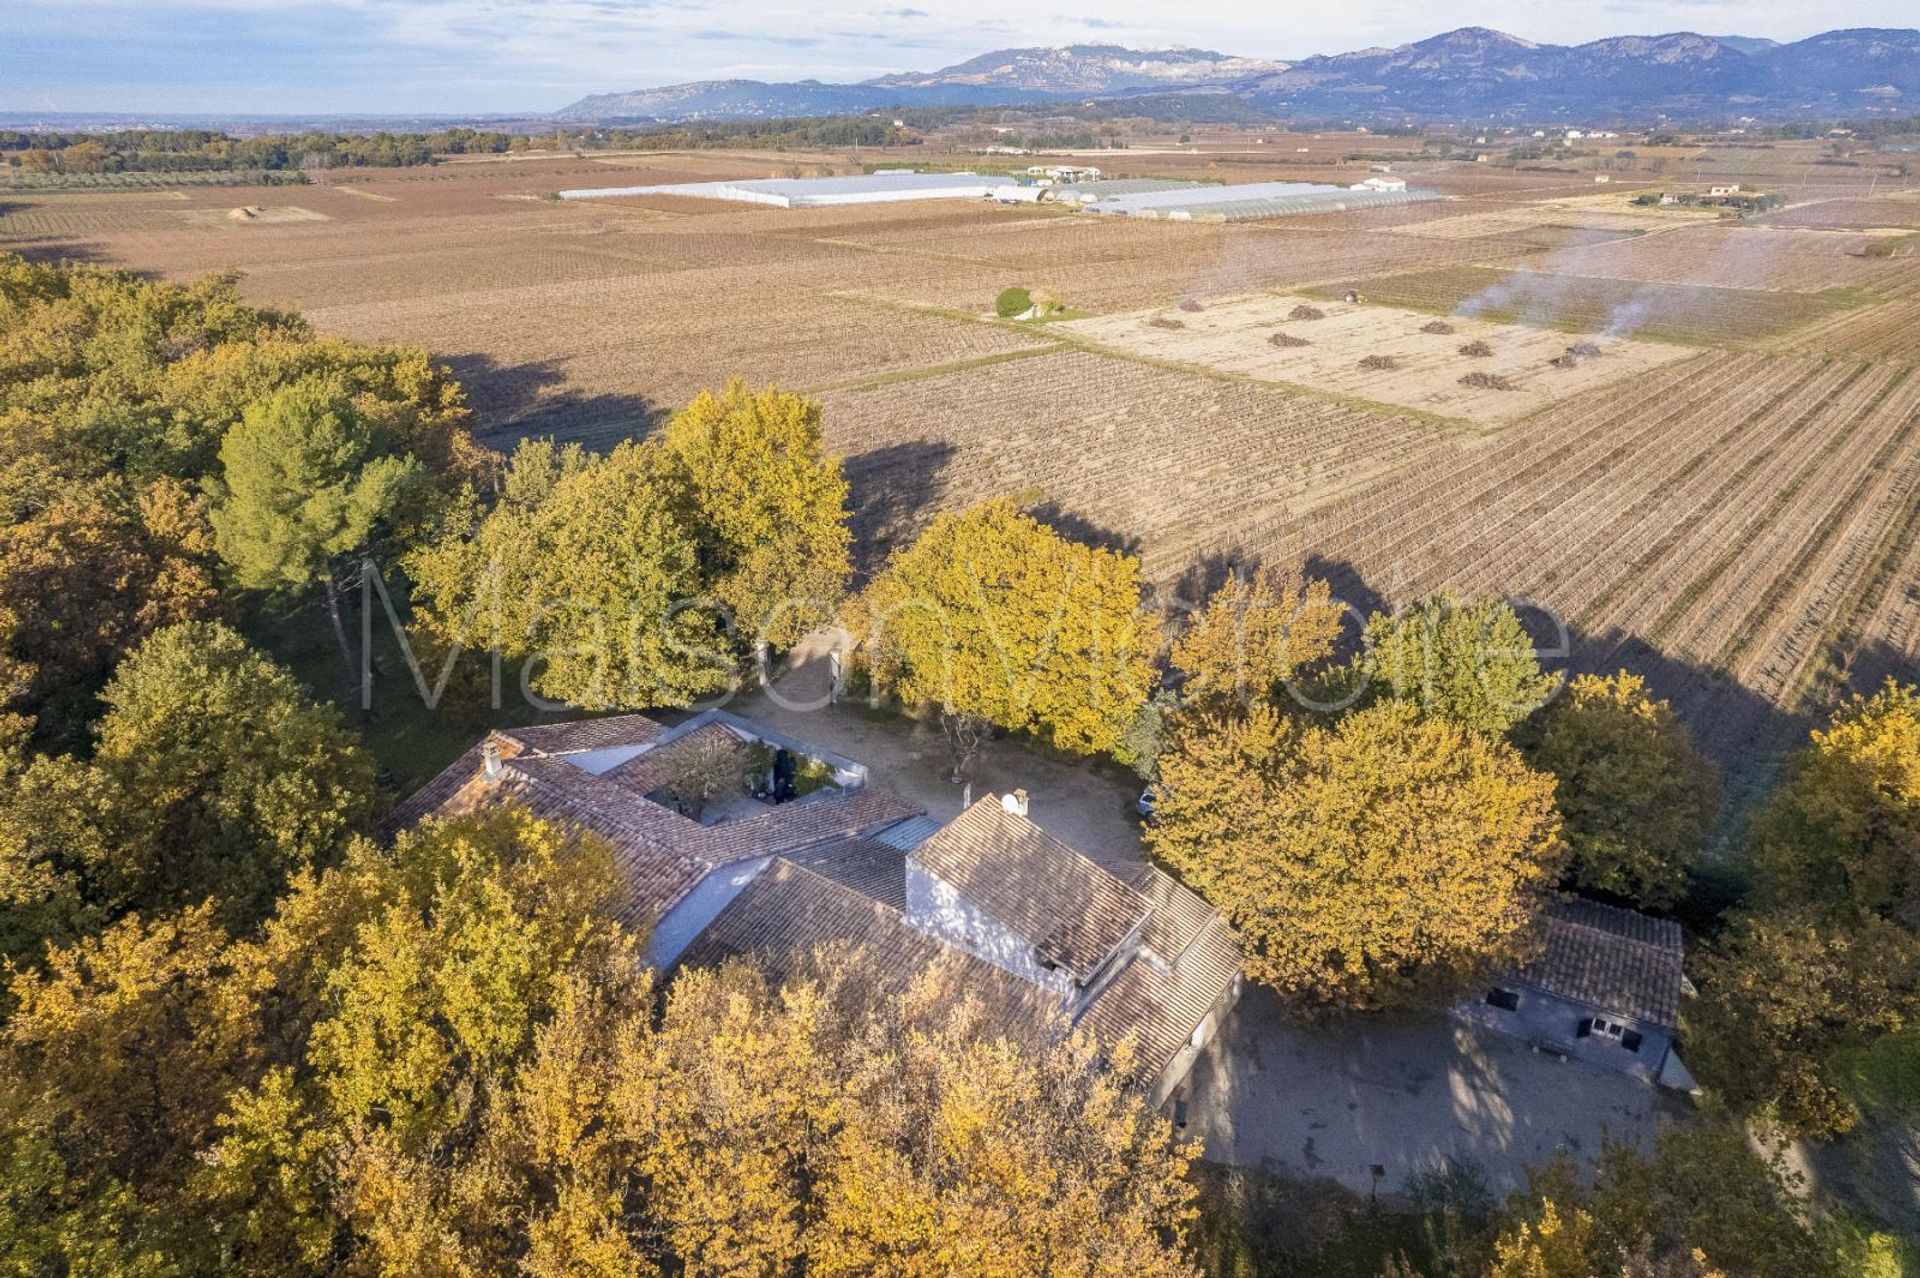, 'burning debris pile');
1551,341,1605,369
1179,298,1205,313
